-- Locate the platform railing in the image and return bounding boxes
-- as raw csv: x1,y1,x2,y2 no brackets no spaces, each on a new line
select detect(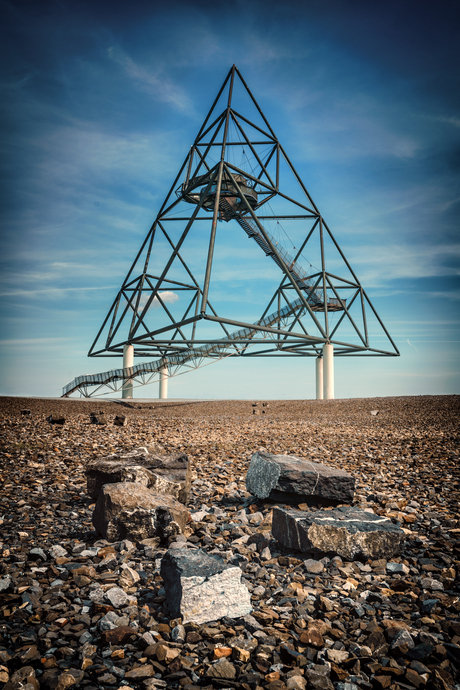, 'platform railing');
62,198,346,396
62,295,306,396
